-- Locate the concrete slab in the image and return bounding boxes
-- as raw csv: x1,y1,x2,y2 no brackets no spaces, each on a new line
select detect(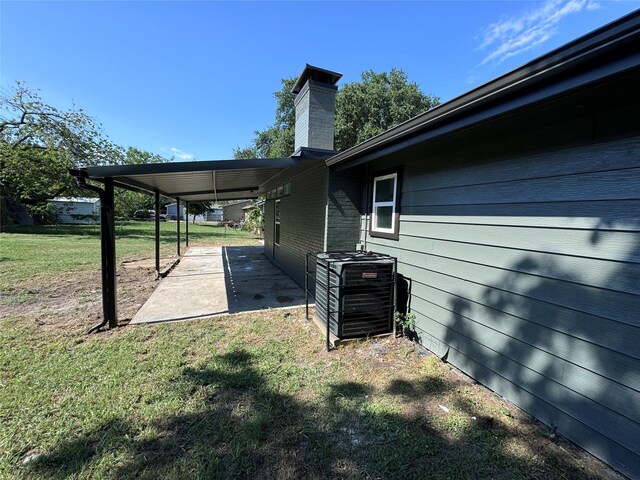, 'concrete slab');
130,245,306,324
